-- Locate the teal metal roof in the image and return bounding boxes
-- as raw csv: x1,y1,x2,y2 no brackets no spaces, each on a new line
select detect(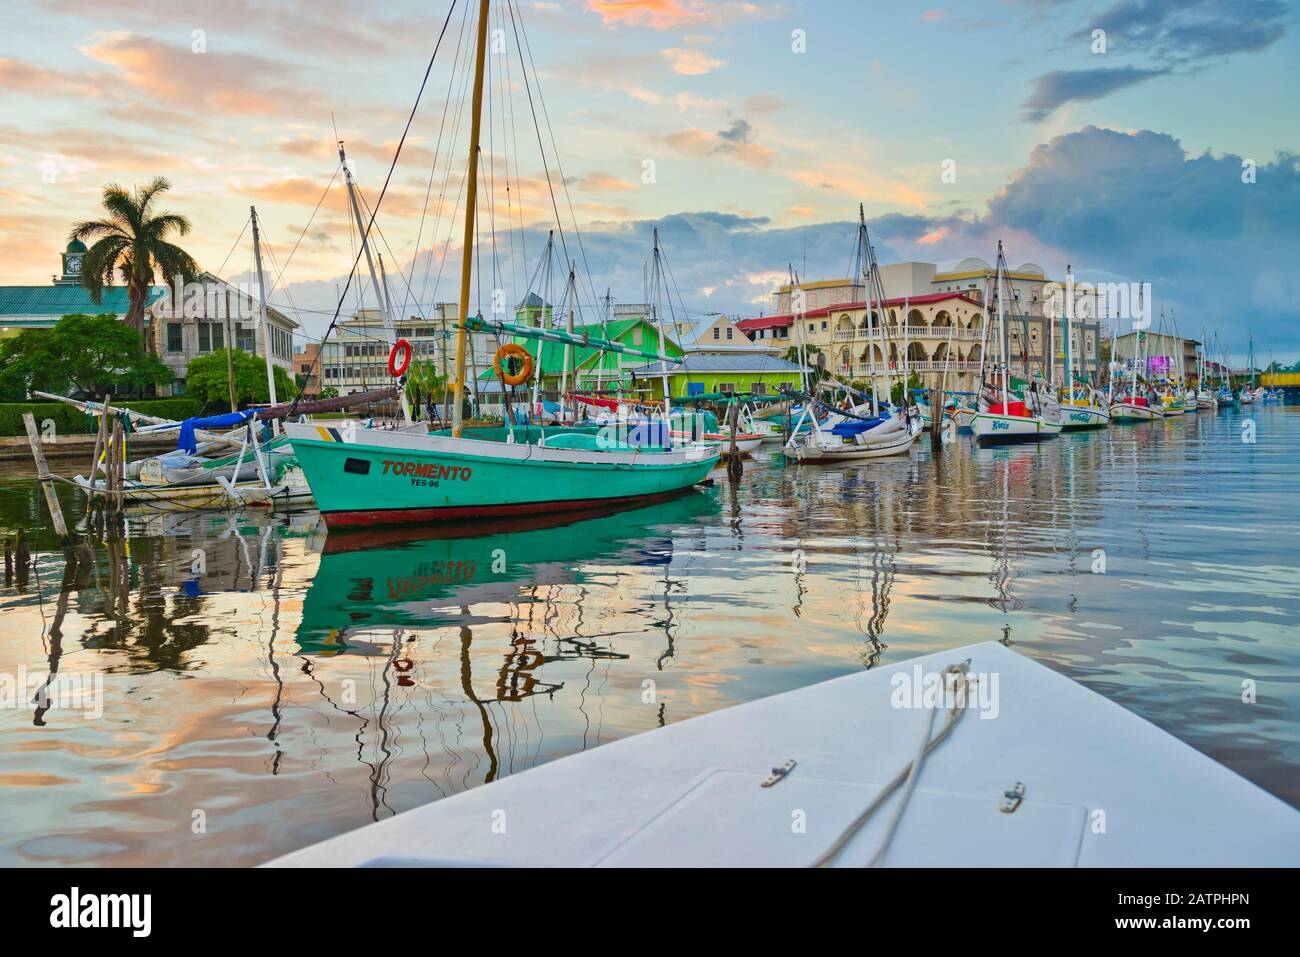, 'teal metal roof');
0,284,165,320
